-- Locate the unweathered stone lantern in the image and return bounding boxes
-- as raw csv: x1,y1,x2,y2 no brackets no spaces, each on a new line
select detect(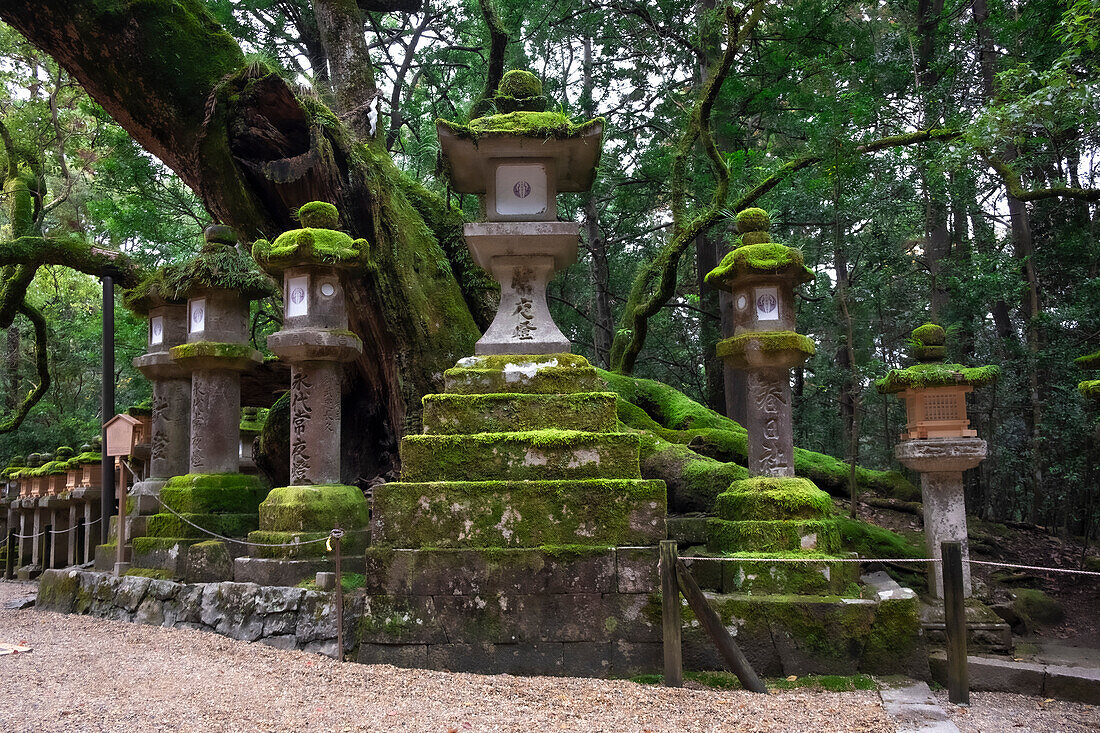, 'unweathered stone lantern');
436,70,603,355
878,324,999,598
247,202,369,561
